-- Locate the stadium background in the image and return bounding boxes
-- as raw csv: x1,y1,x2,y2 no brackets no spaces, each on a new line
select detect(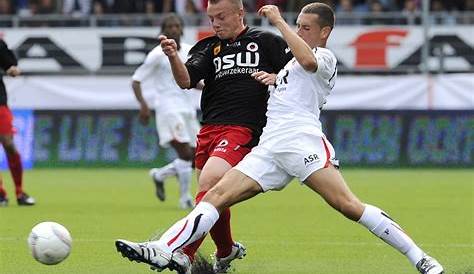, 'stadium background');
0,1,473,273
